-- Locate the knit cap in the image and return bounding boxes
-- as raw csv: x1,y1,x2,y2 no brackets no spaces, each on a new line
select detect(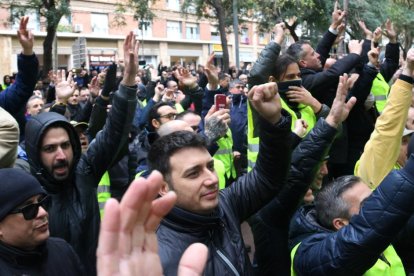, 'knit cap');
0,168,46,221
